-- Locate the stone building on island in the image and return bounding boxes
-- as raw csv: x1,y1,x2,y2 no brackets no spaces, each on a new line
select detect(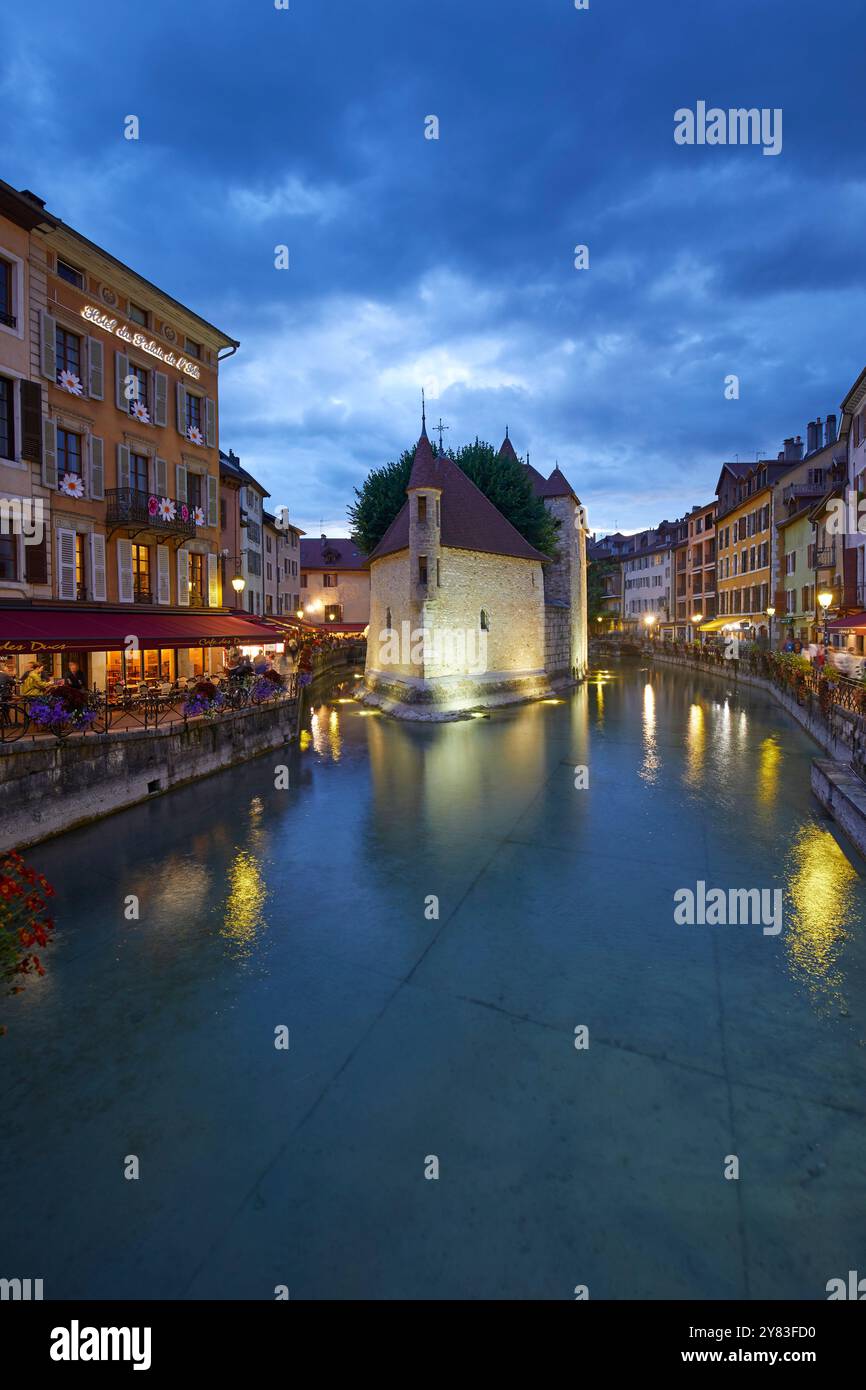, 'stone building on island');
363,423,588,718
